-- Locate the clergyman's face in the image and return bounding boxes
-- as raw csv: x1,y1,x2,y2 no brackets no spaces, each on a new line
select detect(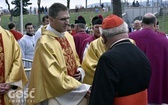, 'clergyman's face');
43,18,49,25
49,10,70,33
26,25,34,34
134,22,141,30
93,24,102,37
